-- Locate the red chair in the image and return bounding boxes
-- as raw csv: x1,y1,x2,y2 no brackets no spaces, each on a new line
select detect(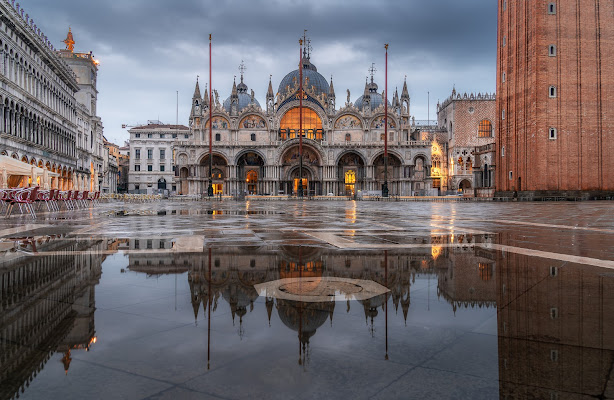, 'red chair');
7,187,39,218
38,189,57,212
80,190,89,208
